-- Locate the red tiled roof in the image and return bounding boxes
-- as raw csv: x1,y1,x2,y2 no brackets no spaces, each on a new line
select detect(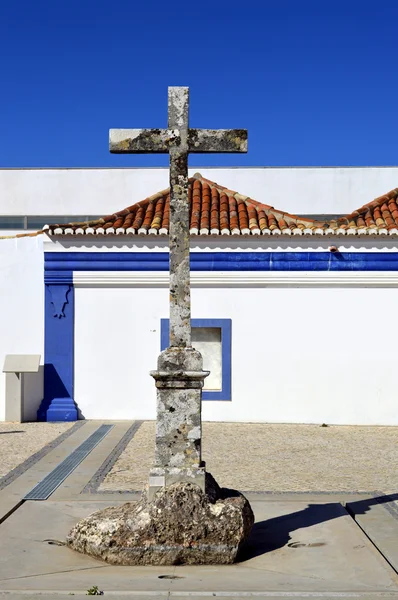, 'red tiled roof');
45,173,398,237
